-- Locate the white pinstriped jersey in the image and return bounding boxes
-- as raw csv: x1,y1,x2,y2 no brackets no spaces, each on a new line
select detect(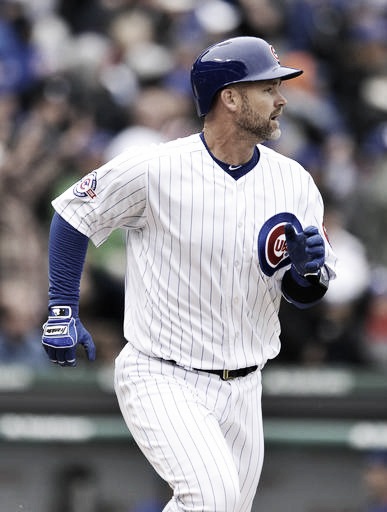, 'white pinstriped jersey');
53,133,336,370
